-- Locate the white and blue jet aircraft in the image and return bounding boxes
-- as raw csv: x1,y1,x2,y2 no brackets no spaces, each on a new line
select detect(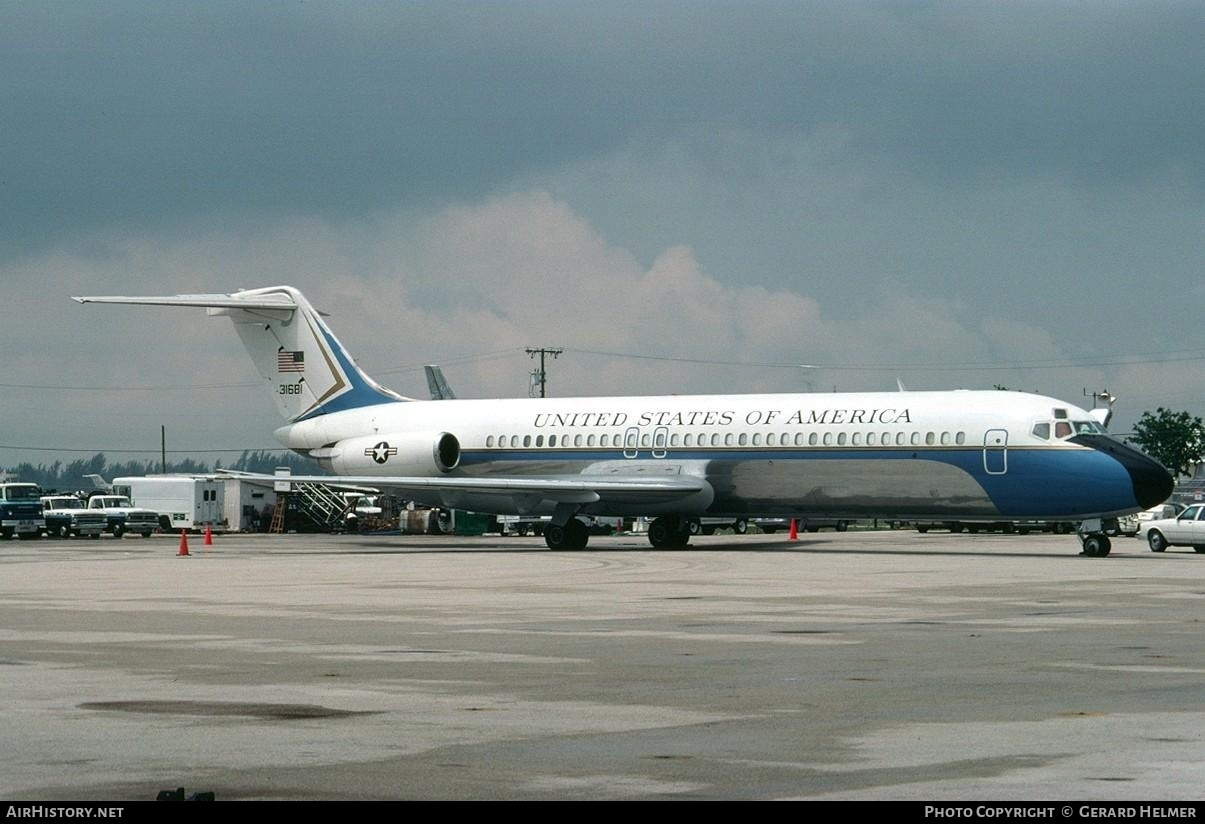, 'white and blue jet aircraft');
75,286,1172,556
